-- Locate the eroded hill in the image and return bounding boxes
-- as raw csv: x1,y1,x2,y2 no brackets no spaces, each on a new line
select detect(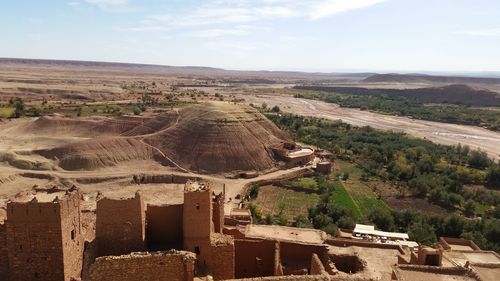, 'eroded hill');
23,102,289,174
